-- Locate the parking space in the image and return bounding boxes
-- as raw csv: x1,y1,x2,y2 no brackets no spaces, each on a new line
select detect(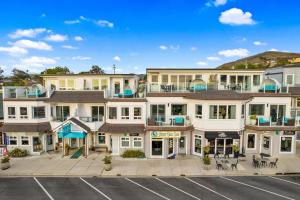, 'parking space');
0,176,299,200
